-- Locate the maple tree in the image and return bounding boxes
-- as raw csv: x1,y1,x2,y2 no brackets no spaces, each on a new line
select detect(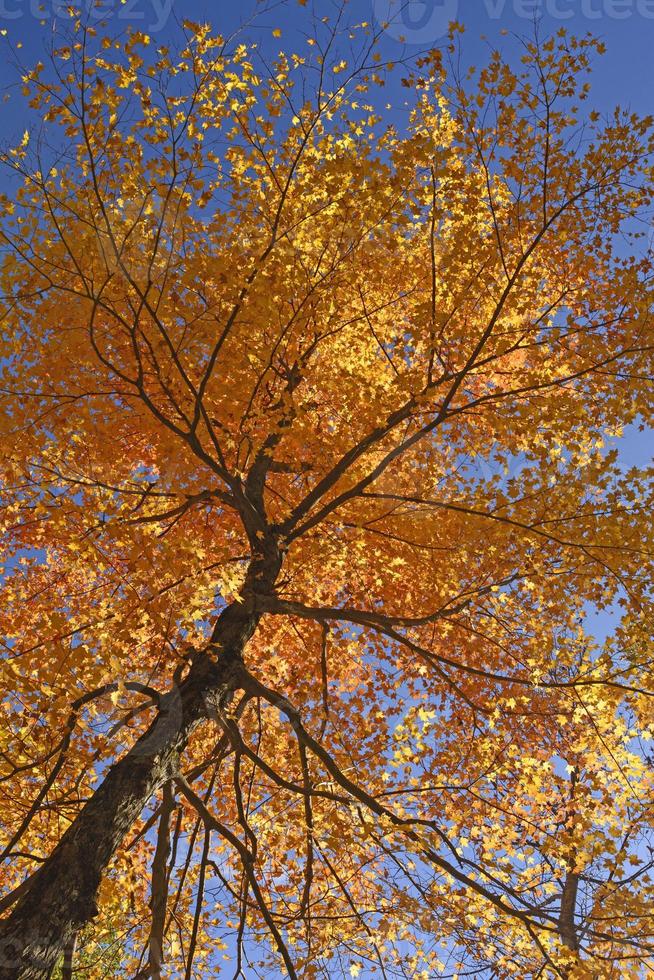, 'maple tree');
0,7,653,977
